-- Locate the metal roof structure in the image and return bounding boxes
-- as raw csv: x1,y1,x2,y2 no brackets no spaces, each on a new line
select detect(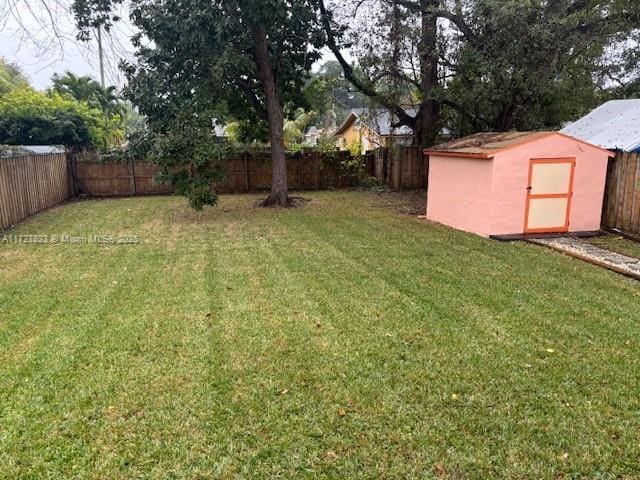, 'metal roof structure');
561,99,640,152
